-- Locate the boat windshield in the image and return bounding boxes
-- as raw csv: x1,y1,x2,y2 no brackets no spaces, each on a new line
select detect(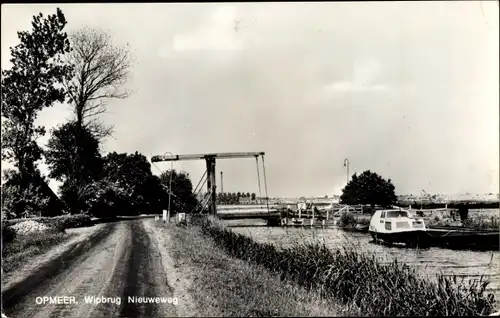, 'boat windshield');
386,211,409,218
